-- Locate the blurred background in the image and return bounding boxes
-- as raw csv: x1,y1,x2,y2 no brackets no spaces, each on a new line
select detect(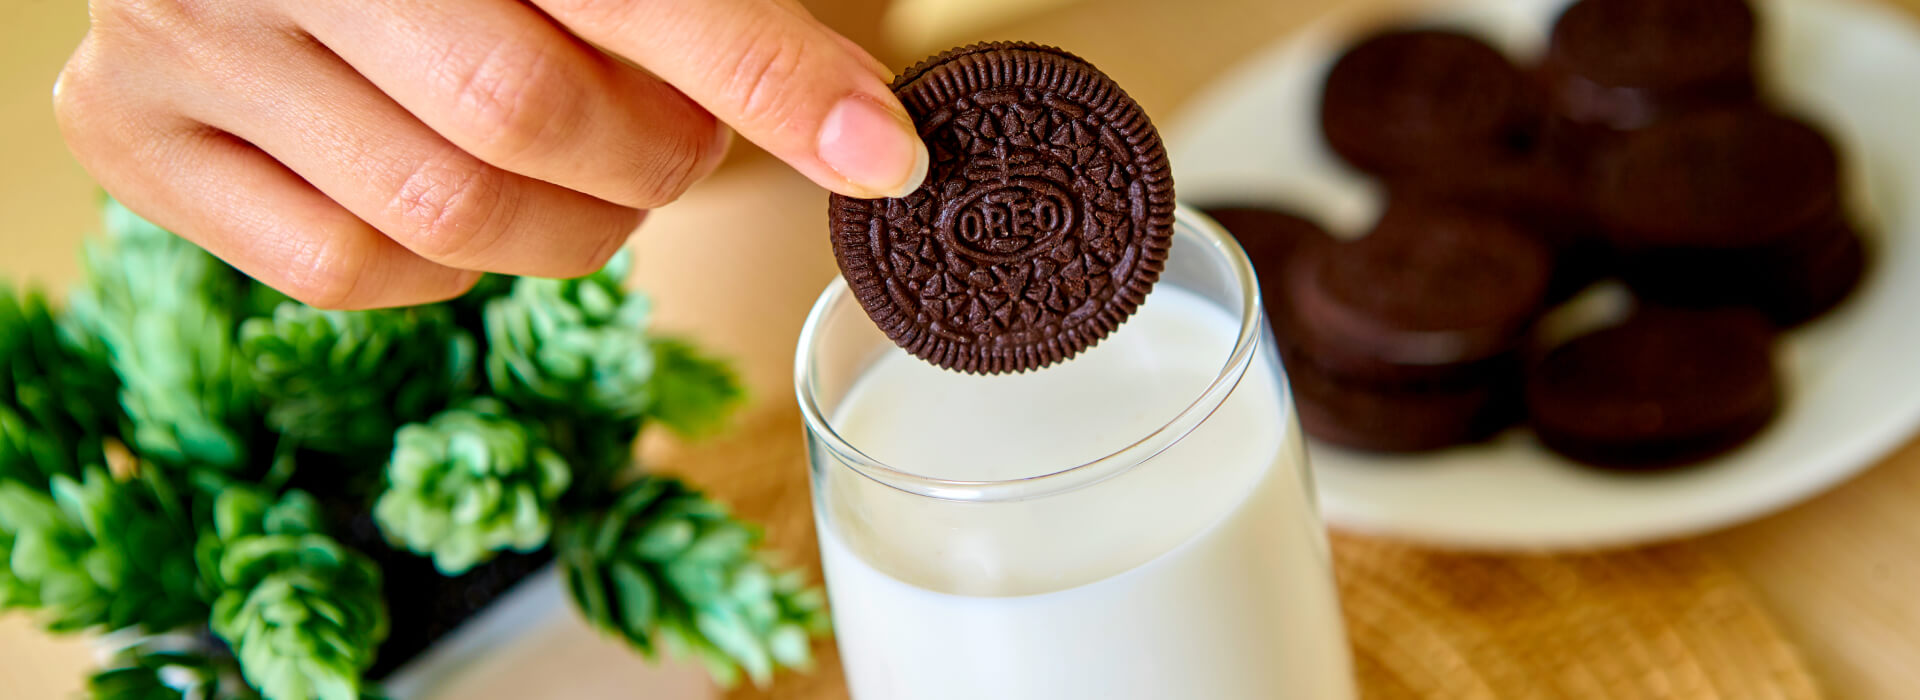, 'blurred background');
7,0,1920,698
